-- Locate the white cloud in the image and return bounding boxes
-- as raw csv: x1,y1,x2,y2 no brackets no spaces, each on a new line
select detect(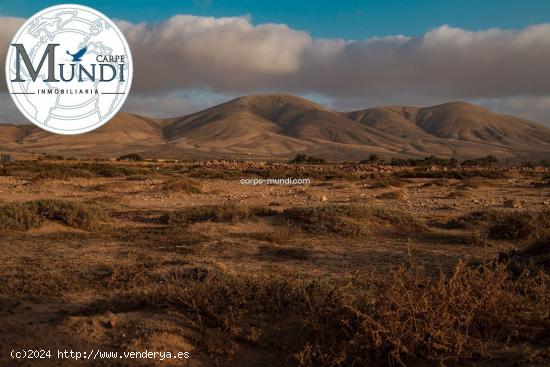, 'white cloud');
0,15,549,125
